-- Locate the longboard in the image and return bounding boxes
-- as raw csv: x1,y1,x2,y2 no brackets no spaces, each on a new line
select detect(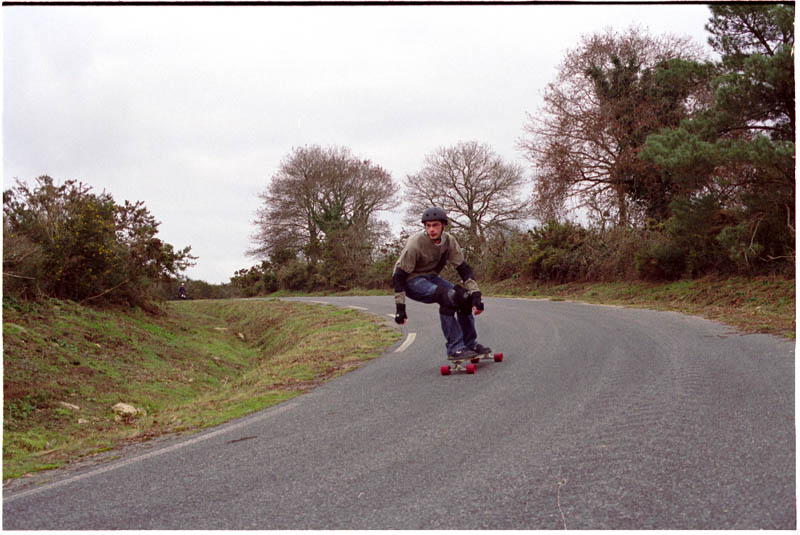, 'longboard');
440,351,504,375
